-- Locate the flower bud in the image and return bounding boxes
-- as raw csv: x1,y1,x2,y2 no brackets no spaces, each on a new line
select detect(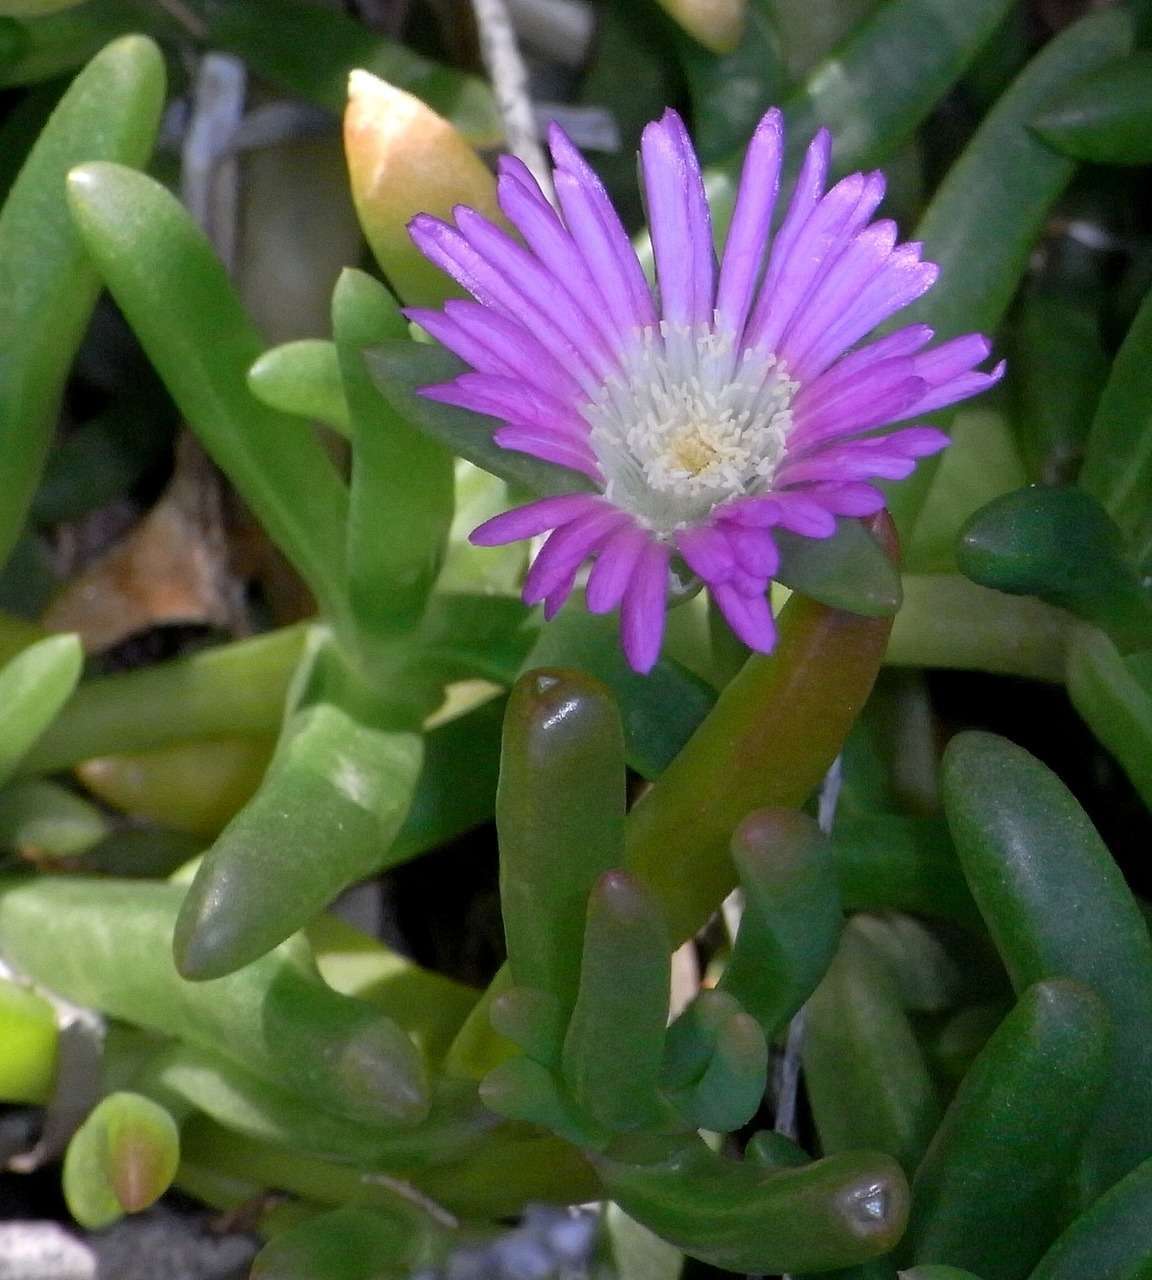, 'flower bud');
344,70,504,306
